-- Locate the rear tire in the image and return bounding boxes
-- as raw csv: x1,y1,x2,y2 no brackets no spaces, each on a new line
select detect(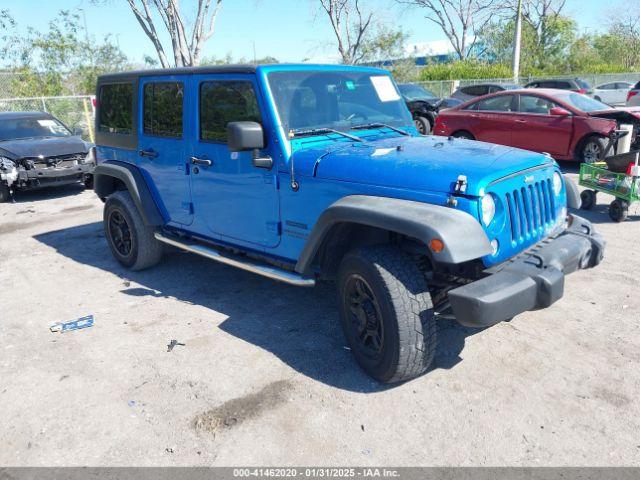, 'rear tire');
104,190,163,270
580,190,597,210
0,183,10,203
578,136,607,164
452,130,475,140
609,199,629,222
337,245,436,383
